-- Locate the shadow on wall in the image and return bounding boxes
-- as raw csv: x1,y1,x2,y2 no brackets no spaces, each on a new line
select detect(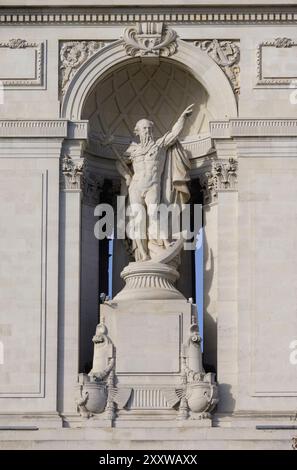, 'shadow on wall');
217,383,236,413
202,226,217,375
